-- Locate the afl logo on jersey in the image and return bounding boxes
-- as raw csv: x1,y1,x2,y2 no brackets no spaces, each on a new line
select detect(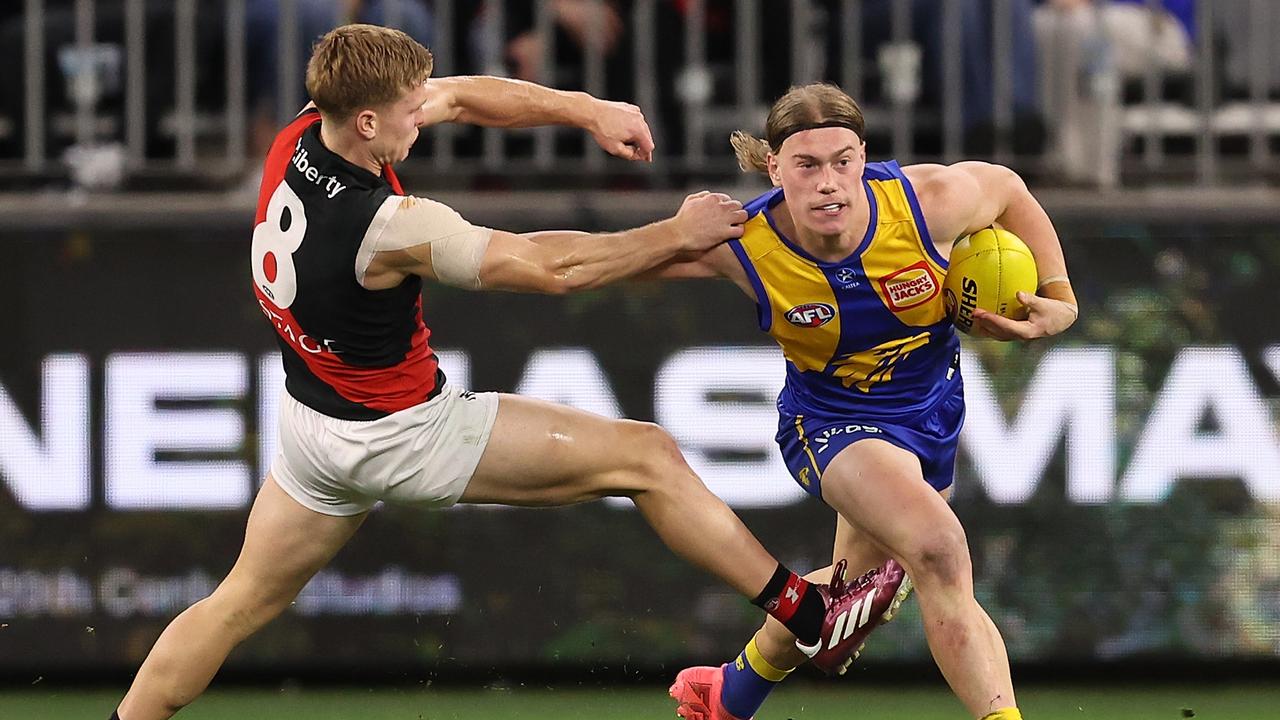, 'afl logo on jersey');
879,261,940,311
785,302,836,328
